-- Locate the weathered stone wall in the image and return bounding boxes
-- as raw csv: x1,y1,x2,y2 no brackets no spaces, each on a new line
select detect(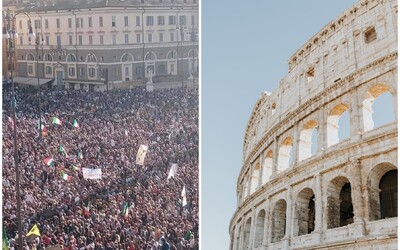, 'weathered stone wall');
231,0,398,249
